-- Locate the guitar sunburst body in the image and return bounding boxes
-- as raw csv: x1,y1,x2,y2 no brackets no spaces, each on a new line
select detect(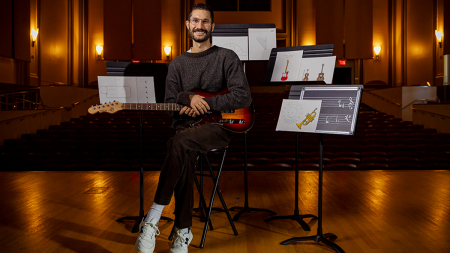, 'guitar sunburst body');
88,89,254,133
